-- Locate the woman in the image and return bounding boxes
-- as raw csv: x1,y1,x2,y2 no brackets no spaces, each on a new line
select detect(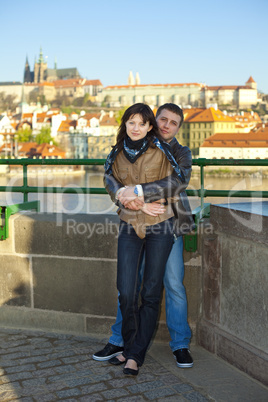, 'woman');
104,103,181,375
